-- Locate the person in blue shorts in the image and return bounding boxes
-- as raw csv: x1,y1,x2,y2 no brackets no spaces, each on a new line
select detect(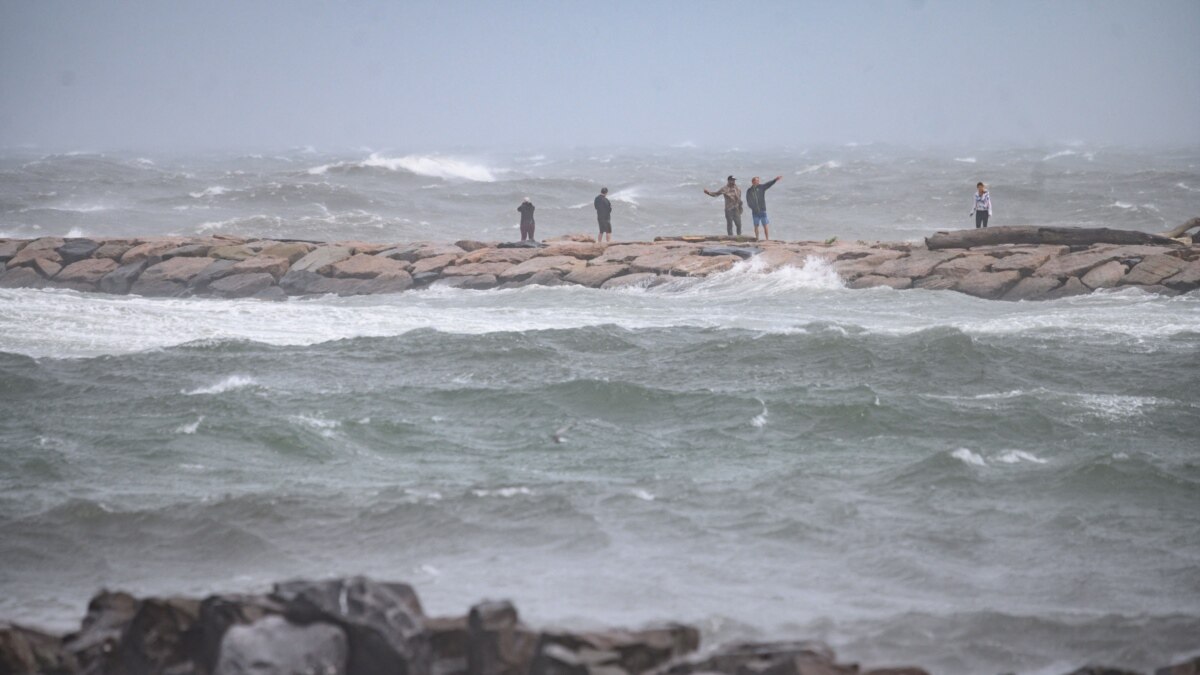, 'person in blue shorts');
746,175,782,240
